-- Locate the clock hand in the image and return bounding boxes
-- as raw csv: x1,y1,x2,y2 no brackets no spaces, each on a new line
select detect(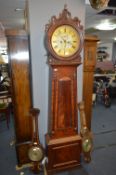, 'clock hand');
63,39,67,55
